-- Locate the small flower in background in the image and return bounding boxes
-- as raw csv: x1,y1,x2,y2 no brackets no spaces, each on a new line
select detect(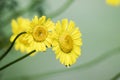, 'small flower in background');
10,17,32,53
106,0,120,6
52,19,82,67
26,16,54,52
